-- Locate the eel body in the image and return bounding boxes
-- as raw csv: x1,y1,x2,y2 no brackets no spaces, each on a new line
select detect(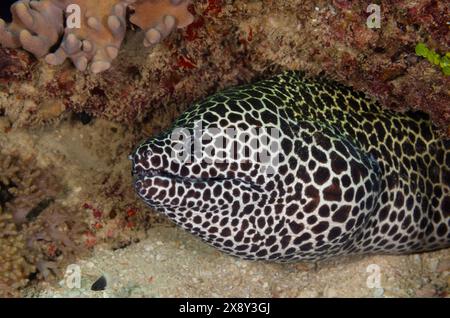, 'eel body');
130,71,450,261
